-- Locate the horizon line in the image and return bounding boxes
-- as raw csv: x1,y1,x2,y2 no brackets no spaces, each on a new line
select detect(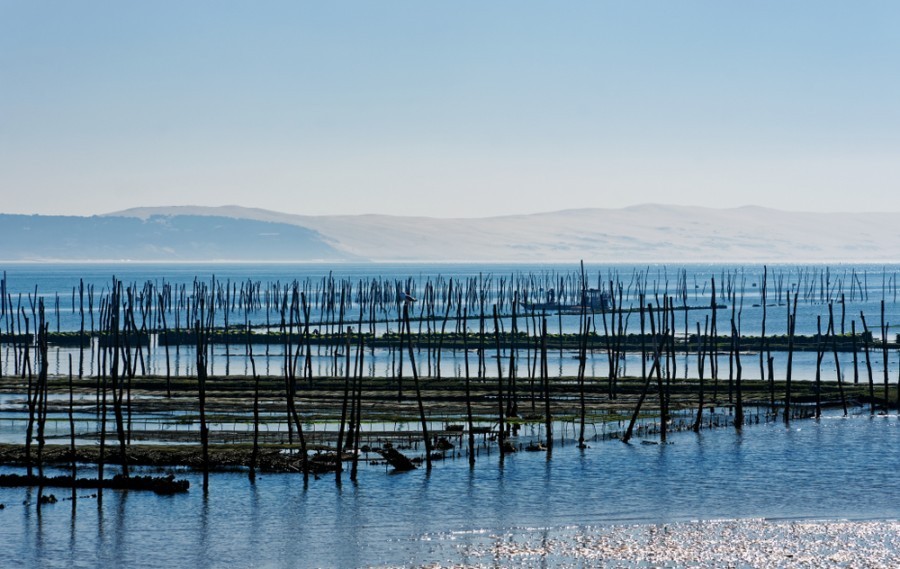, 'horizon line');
2,202,898,220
